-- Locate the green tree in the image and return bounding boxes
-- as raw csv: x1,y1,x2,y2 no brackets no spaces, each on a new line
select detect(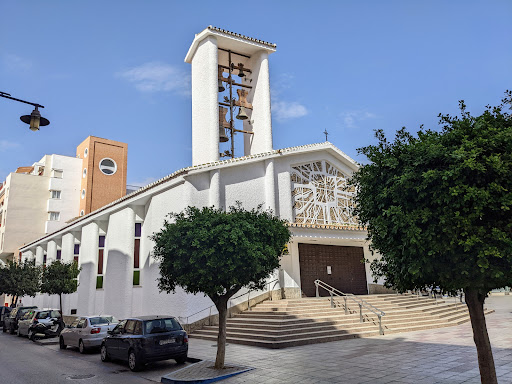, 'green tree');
0,260,41,305
41,260,80,312
151,204,291,369
351,92,512,384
